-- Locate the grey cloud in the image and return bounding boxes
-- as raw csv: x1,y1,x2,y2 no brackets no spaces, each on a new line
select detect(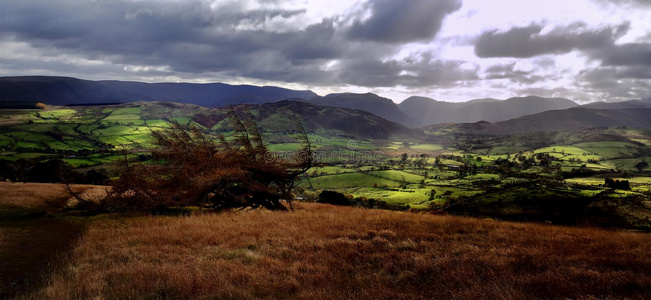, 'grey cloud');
475,22,629,58
484,63,547,85
0,0,475,89
347,0,462,44
0,0,321,71
337,55,478,87
577,67,651,100
515,87,587,101
616,67,651,79
581,65,651,81
593,43,651,66
582,43,651,91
